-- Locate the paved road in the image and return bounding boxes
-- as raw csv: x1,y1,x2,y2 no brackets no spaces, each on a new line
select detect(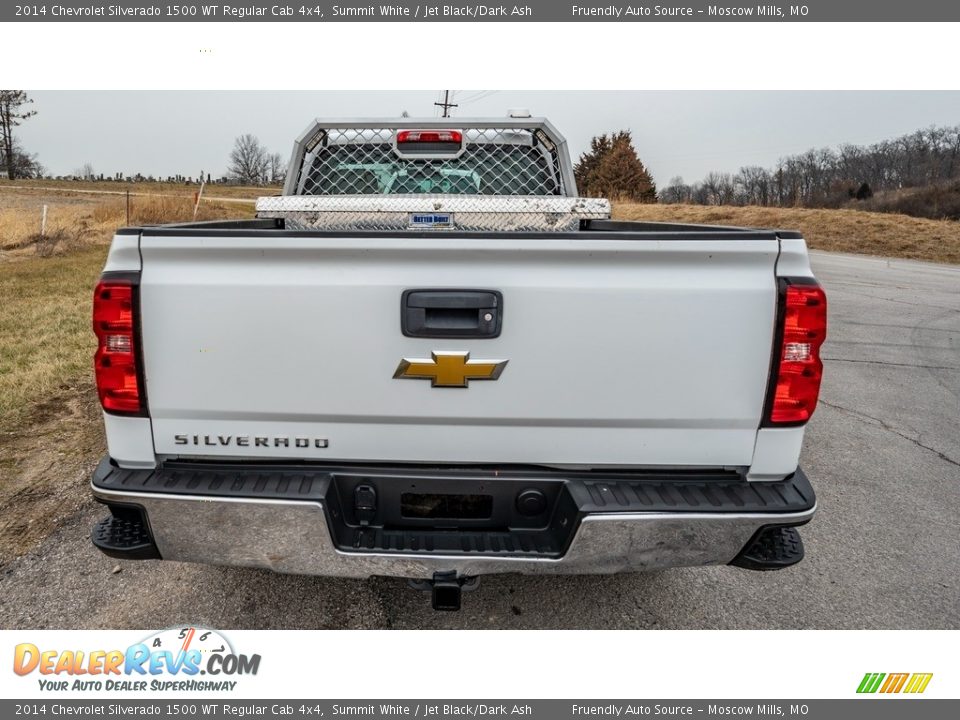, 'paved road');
1,251,958,629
